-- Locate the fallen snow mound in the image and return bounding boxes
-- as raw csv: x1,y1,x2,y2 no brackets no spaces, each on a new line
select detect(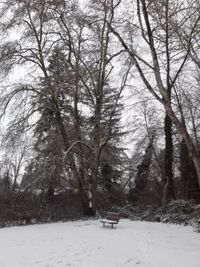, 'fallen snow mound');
0,219,200,267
